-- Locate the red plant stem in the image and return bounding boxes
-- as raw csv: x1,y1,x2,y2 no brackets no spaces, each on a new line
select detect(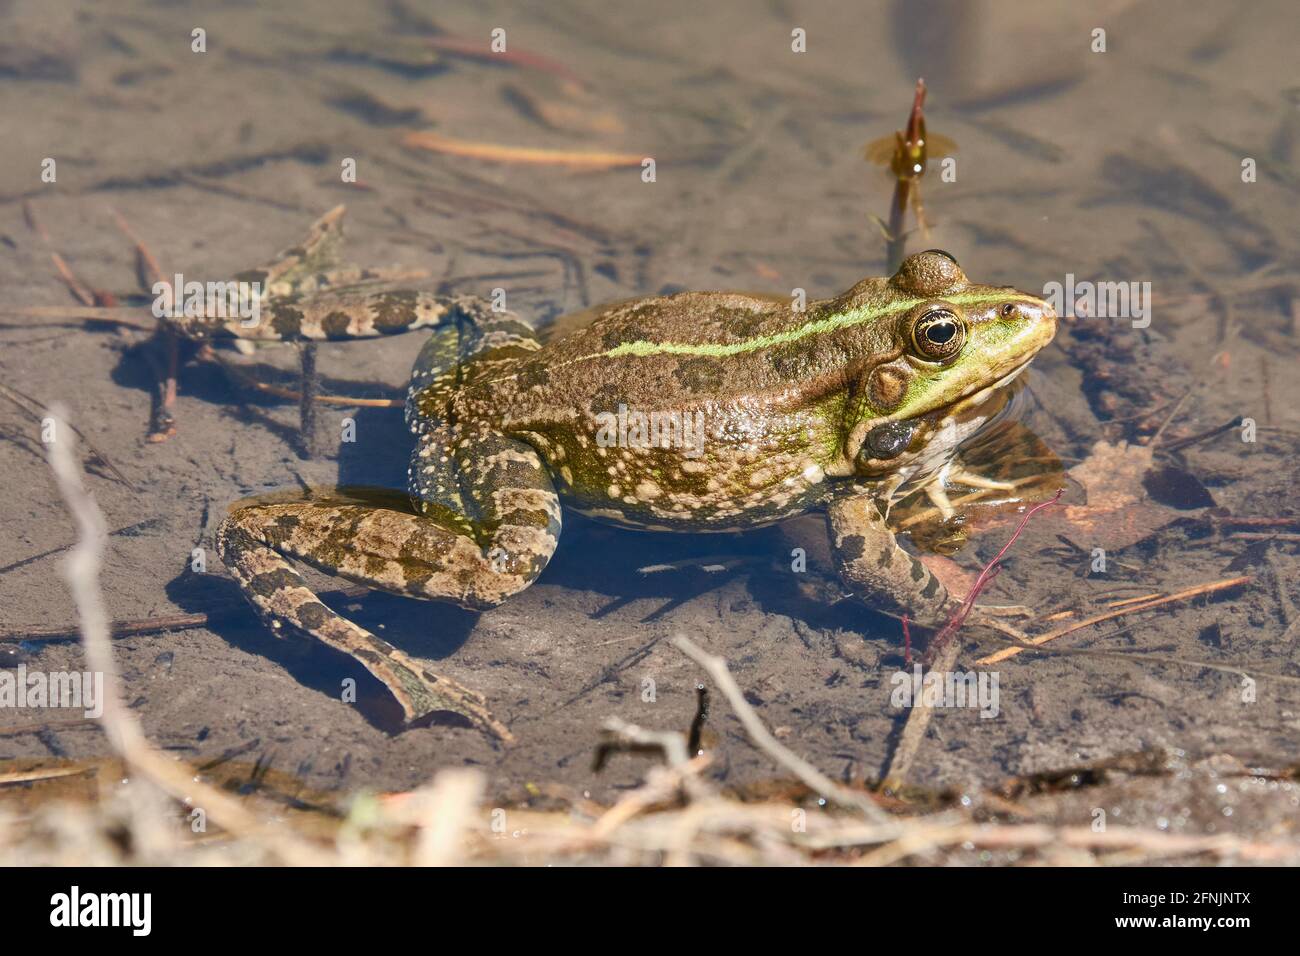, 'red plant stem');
922,489,1064,665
